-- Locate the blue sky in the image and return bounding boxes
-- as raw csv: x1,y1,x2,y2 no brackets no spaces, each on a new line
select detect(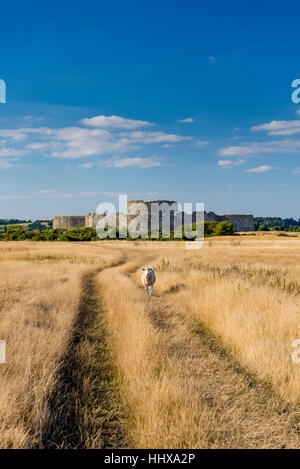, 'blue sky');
1,0,300,219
